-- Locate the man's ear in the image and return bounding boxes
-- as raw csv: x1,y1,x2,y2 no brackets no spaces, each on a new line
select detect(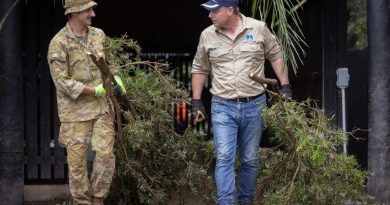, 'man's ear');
227,7,234,15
